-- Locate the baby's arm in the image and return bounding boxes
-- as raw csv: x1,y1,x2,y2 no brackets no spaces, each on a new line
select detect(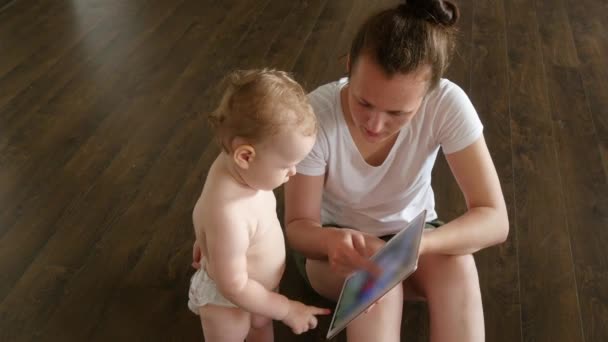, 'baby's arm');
205,211,329,334
206,213,289,319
